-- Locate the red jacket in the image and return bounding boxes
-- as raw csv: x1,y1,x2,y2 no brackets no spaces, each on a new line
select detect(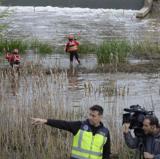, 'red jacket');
6,53,20,63
65,40,79,53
